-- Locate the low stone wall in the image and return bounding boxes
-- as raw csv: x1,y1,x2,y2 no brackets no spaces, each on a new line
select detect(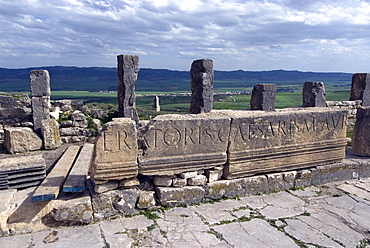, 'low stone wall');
90,150,370,218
